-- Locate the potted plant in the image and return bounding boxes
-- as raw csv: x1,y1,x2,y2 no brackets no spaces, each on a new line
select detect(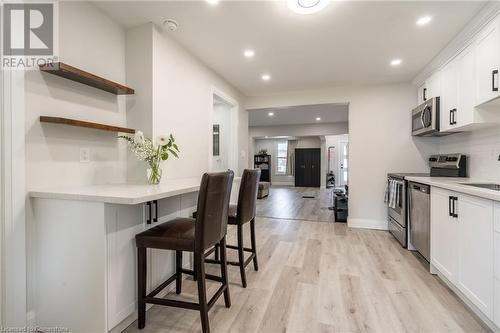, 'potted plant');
119,131,180,185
